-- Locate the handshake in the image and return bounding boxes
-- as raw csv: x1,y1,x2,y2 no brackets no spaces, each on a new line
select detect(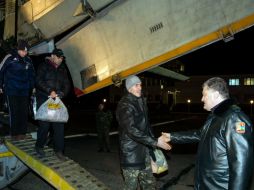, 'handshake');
157,132,171,150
